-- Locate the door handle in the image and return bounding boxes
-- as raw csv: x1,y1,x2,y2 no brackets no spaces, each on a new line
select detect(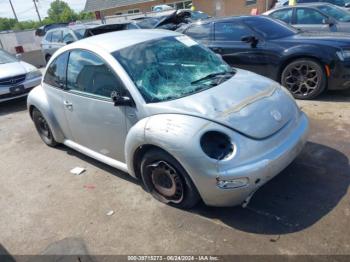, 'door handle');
64,100,73,110
211,47,223,53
